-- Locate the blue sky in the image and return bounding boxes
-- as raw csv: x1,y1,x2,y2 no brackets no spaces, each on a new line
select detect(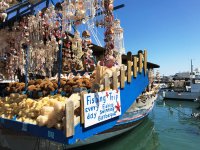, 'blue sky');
112,0,200,75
